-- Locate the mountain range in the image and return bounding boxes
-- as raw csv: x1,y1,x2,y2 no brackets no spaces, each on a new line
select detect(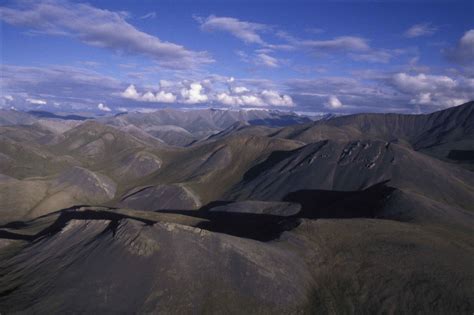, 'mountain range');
0,102,473,313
